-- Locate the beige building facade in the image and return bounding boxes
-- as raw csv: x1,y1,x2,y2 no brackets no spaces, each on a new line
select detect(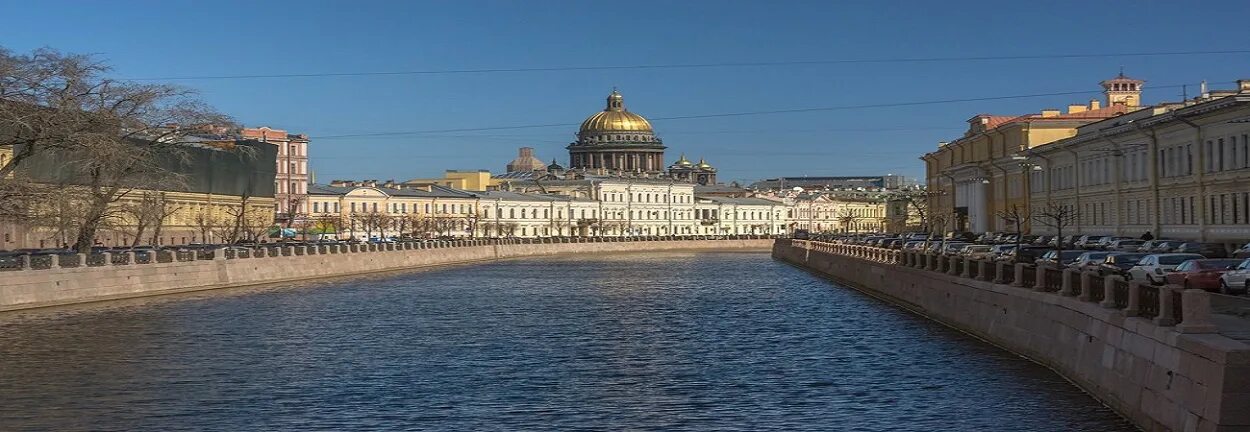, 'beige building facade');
921,75,1143,234
1026,80,1250,244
